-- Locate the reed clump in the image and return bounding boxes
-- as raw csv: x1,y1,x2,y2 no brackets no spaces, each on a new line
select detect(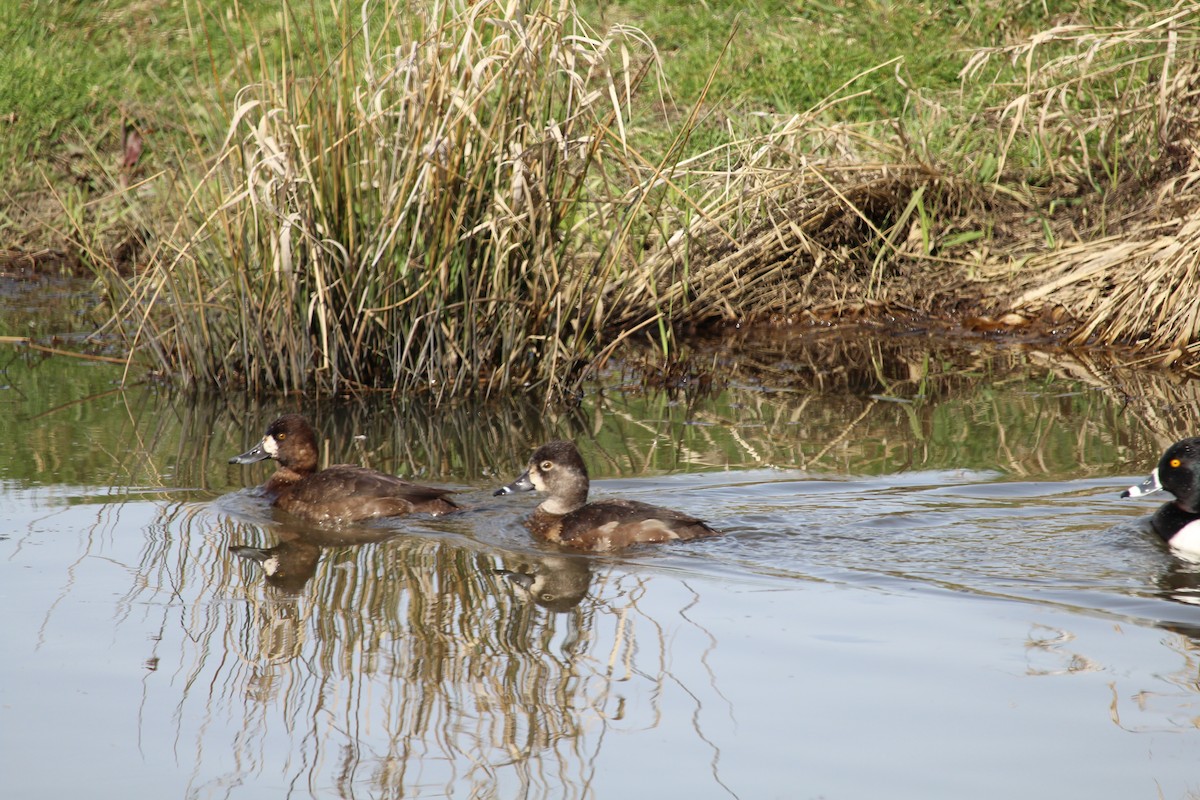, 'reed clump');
96,0,686,400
